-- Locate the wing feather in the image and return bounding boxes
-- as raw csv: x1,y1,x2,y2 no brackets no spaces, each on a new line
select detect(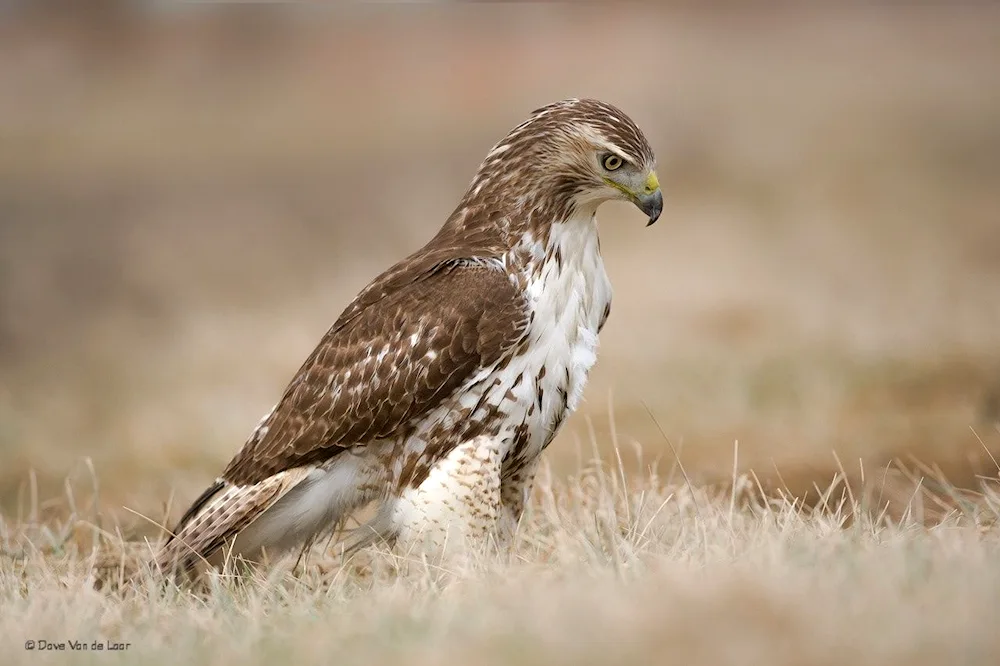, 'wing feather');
221,260,528,486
